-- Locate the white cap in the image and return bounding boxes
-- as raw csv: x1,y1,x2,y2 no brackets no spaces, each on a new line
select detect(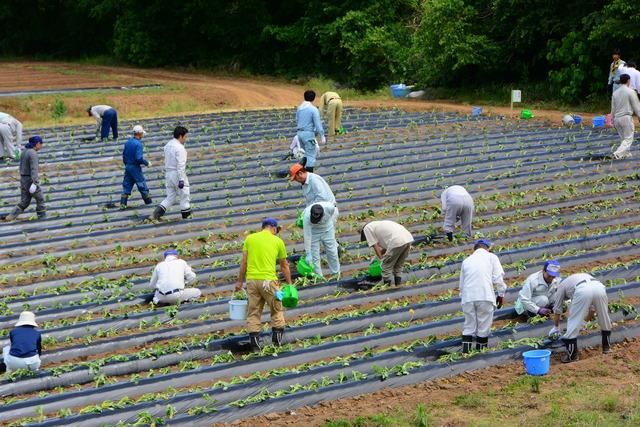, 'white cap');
15,311,38,327
133,125,147,136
